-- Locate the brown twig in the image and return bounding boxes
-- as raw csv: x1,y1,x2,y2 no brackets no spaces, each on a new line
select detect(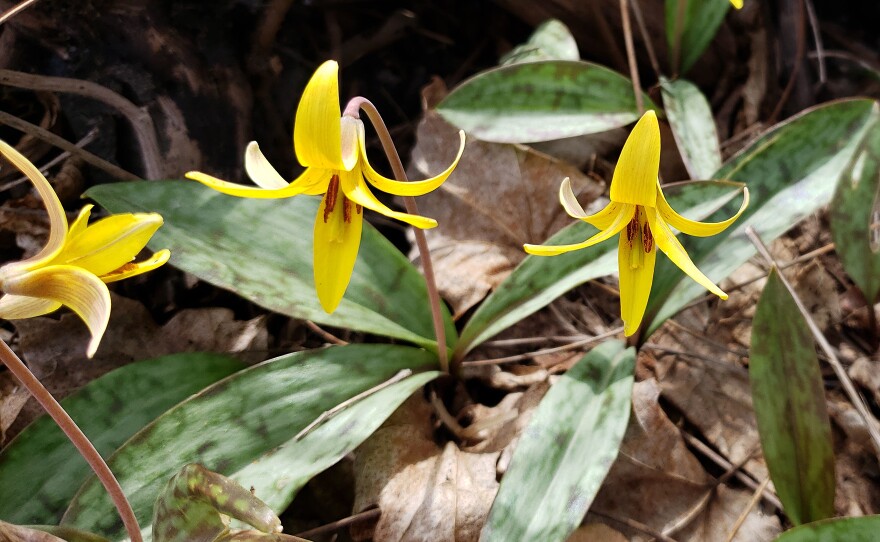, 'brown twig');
462,327,624,367
0,69,162,178
0,0,40,26
630,0,662,77
304,321,347,345
0,340,143,542
0,127,98,193
619,0,644,114
725,476,771,542
590,509,678,542
348,97,450,375
0,109,140,181
294,508,381,539
746,226,880,456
